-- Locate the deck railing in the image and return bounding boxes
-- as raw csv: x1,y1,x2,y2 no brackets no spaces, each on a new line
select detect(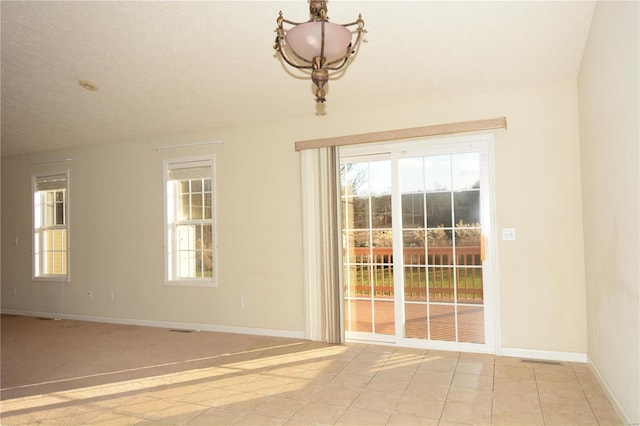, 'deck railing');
344,246,483,303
